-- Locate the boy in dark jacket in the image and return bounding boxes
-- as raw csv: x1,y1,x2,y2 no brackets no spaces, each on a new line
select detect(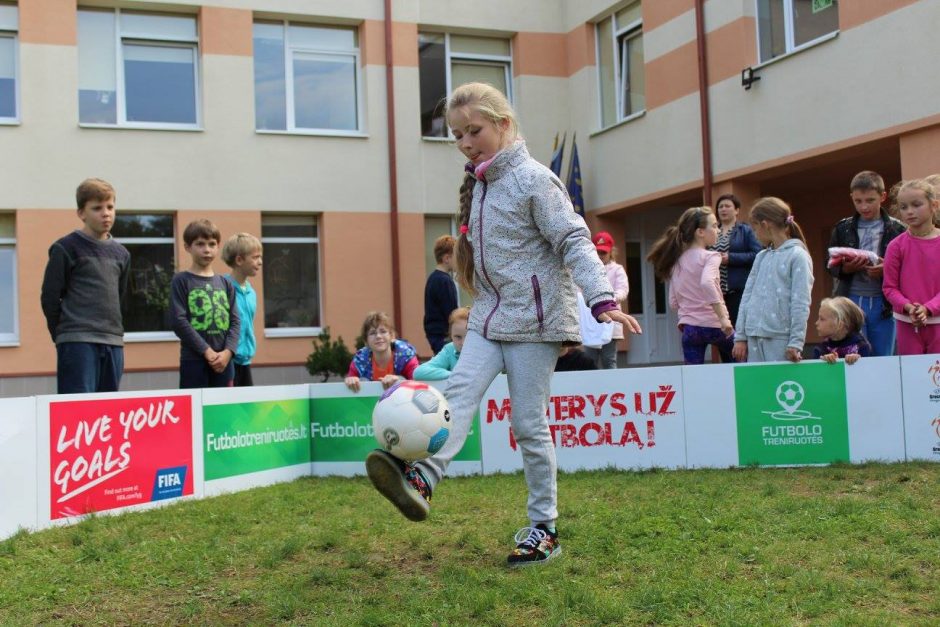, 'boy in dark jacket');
827,171,906,356
423,235,458,354
41,178,130,394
